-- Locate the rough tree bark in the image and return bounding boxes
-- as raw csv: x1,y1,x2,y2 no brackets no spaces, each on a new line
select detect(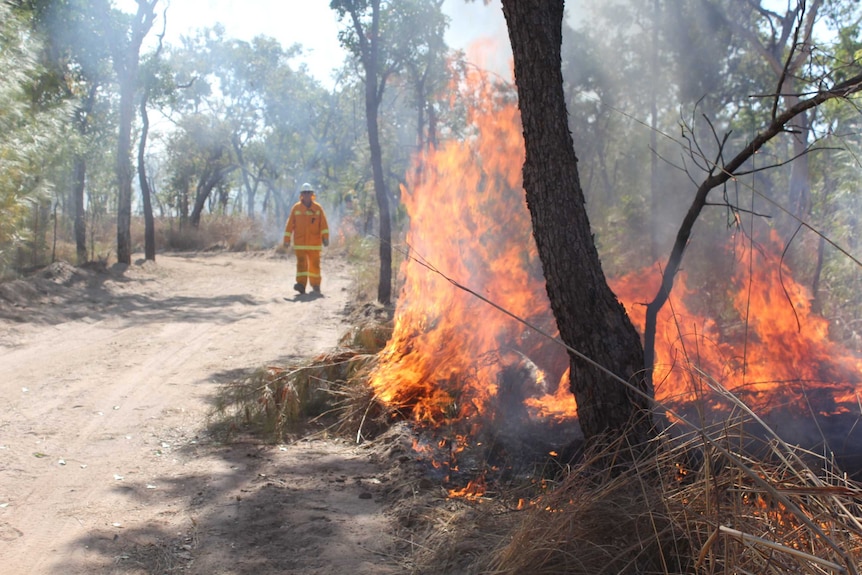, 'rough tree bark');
500,1,655,453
